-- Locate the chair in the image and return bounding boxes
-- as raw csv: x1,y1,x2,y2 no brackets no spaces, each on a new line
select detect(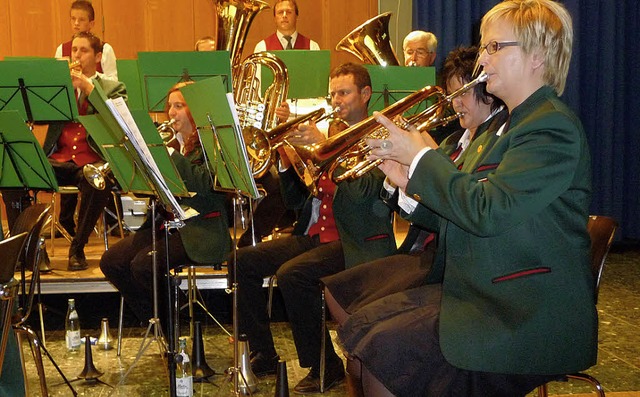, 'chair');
10,205,77,396
537,215,618,397
0,232,29,375
48,187,126,255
